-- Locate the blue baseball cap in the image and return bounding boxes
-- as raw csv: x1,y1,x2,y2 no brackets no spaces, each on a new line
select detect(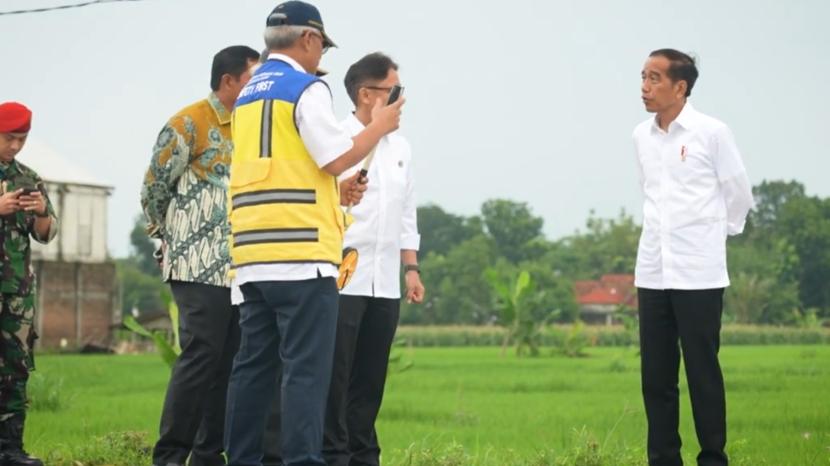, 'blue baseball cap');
266,1,337,49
